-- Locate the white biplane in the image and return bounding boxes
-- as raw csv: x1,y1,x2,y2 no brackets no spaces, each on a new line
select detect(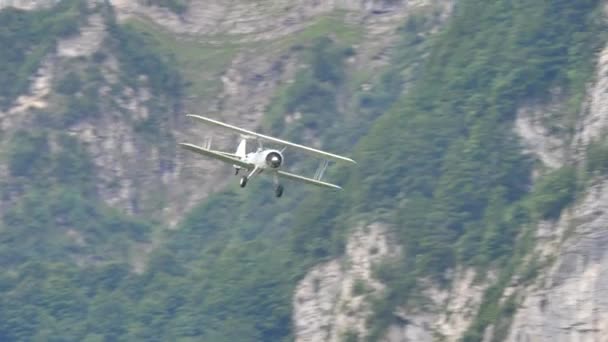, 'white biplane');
179,114,356,197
